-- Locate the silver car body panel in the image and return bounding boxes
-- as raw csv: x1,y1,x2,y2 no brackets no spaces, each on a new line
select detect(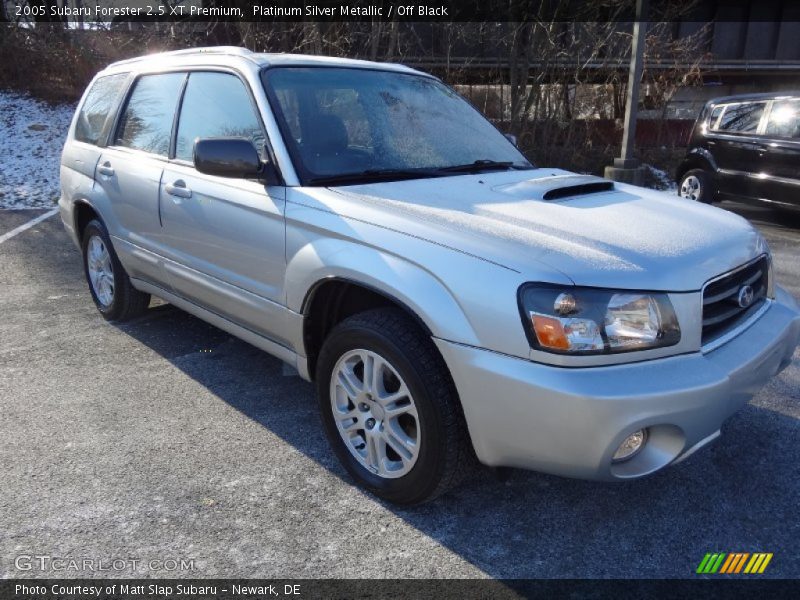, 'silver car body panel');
59,49,800,479
437,286,799,479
